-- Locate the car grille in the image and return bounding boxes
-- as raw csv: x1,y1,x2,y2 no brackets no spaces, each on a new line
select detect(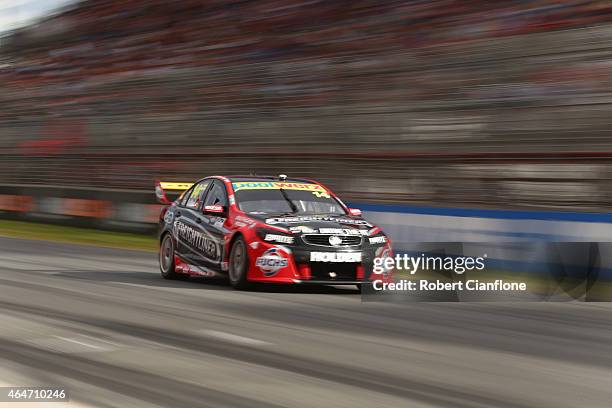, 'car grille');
309,262,357,281
302,234,362,247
